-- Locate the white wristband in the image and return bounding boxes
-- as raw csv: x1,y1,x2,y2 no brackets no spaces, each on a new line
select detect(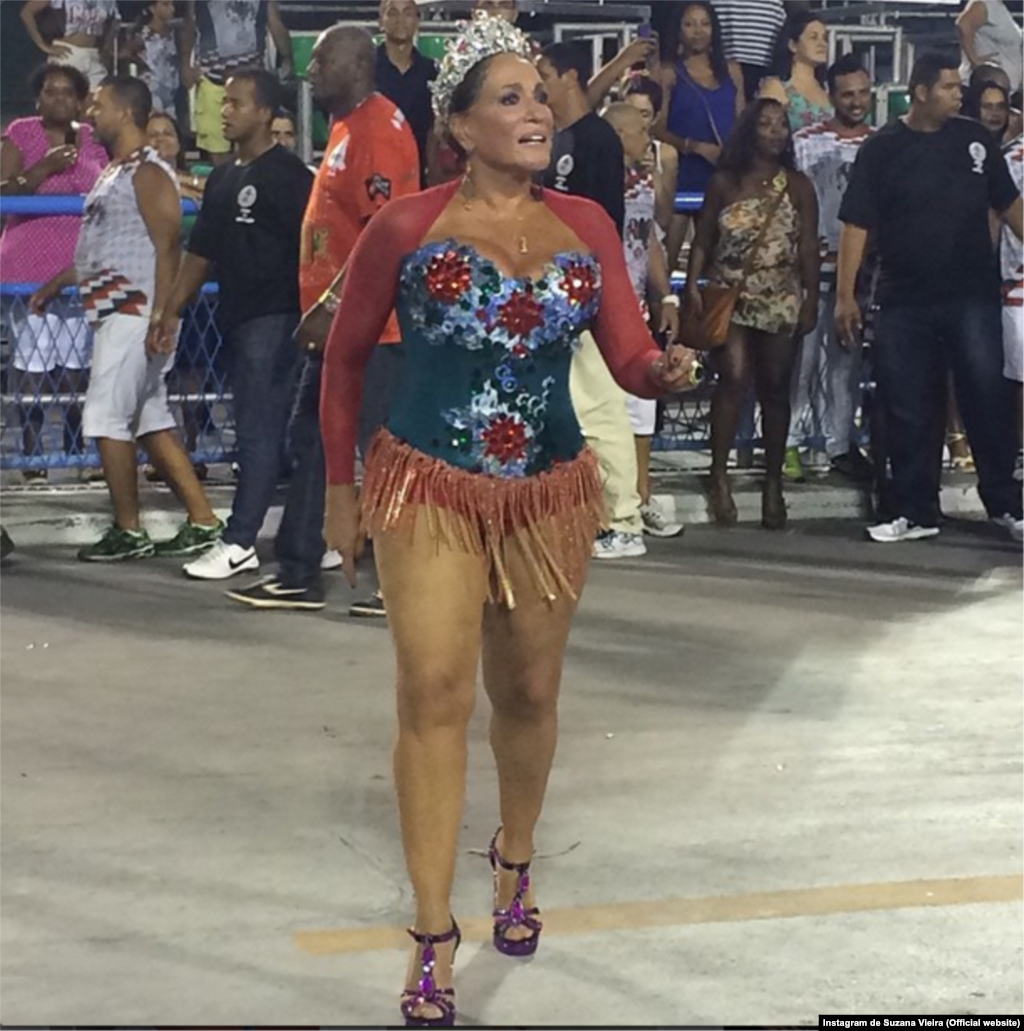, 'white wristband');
661,294,680,308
